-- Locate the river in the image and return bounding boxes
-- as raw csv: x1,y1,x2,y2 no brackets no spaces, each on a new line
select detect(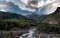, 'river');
19,27,60,38
0,27,60,38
